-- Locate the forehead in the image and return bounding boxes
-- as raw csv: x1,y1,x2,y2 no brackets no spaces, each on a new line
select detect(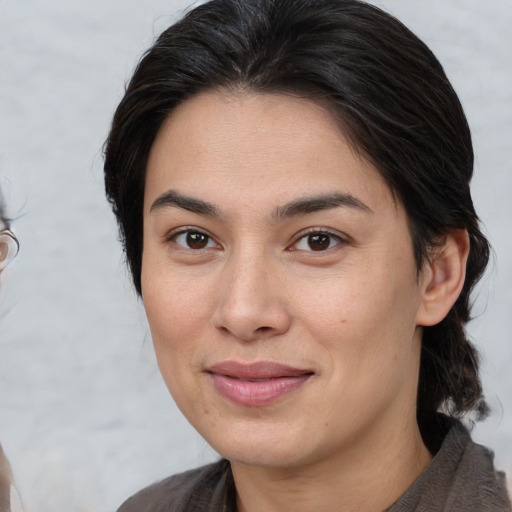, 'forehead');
145,90,397,217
